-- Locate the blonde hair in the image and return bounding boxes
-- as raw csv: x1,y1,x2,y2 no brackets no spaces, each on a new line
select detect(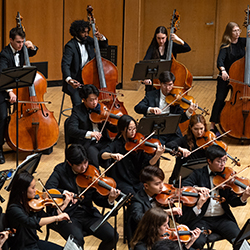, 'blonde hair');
221,22,240,48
